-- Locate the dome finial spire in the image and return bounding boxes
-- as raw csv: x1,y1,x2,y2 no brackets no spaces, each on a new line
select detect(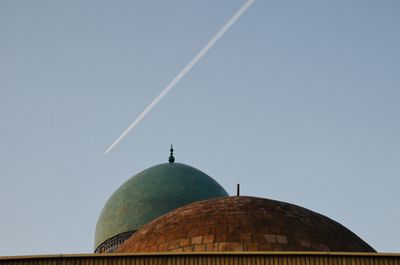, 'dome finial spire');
168,145,175,163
